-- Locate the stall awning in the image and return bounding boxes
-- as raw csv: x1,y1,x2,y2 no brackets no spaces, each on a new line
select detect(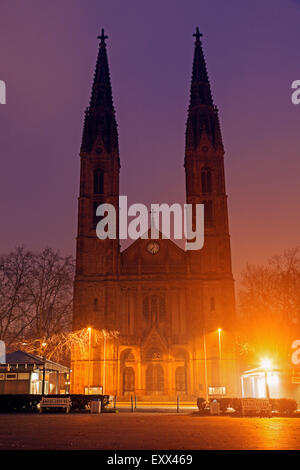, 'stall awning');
3,350,69,374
